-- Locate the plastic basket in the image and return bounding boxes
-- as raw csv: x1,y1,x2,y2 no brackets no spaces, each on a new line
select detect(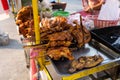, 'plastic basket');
87,15,119,28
